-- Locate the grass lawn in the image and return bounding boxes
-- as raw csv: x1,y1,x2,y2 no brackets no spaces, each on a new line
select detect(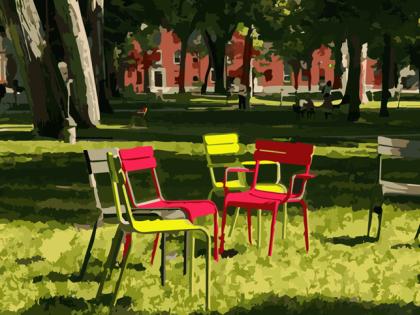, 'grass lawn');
0,102,419,314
